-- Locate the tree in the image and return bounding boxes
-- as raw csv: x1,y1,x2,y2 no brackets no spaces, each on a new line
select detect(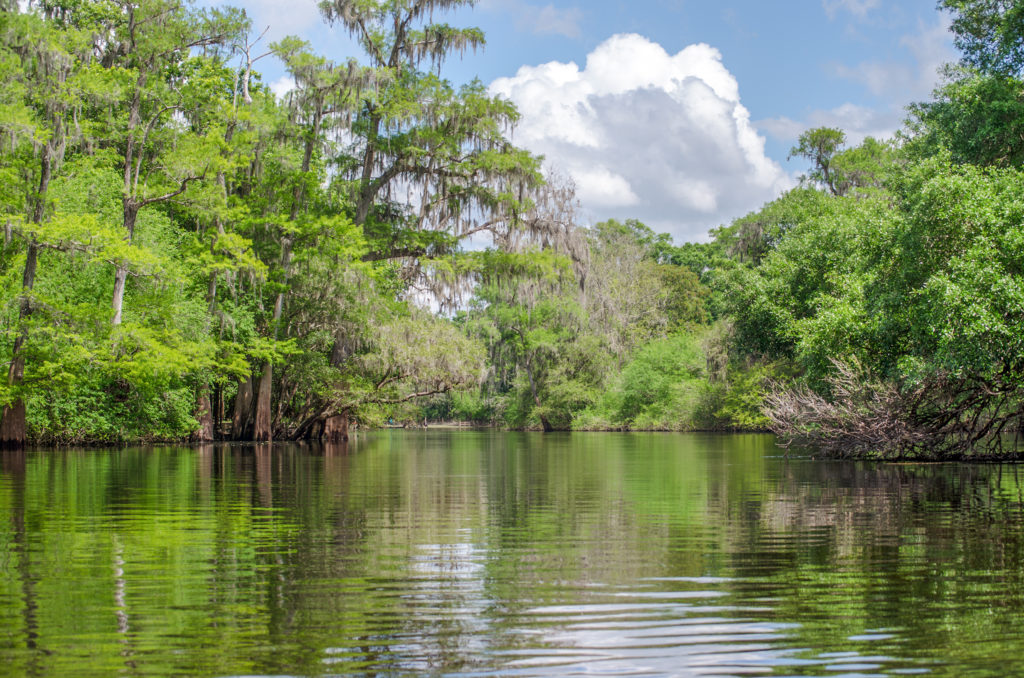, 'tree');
174,48,269,441
744,151,1024,457
789,127,846,196
0,10,83,445
97,0,244,326
584,219,707,355
716,185,878,378
829,136,896,194
238,38,366,442
905,68,1024,168
474,282,596,432
584,220,670,358
319,0,543,261
941,0,1024,76
209,0,563,441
